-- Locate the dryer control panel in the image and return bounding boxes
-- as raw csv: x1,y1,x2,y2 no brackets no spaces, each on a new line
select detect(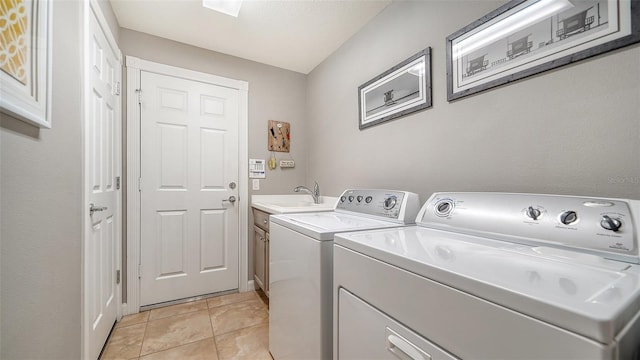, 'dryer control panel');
336,189,420,224
418,192,640,264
